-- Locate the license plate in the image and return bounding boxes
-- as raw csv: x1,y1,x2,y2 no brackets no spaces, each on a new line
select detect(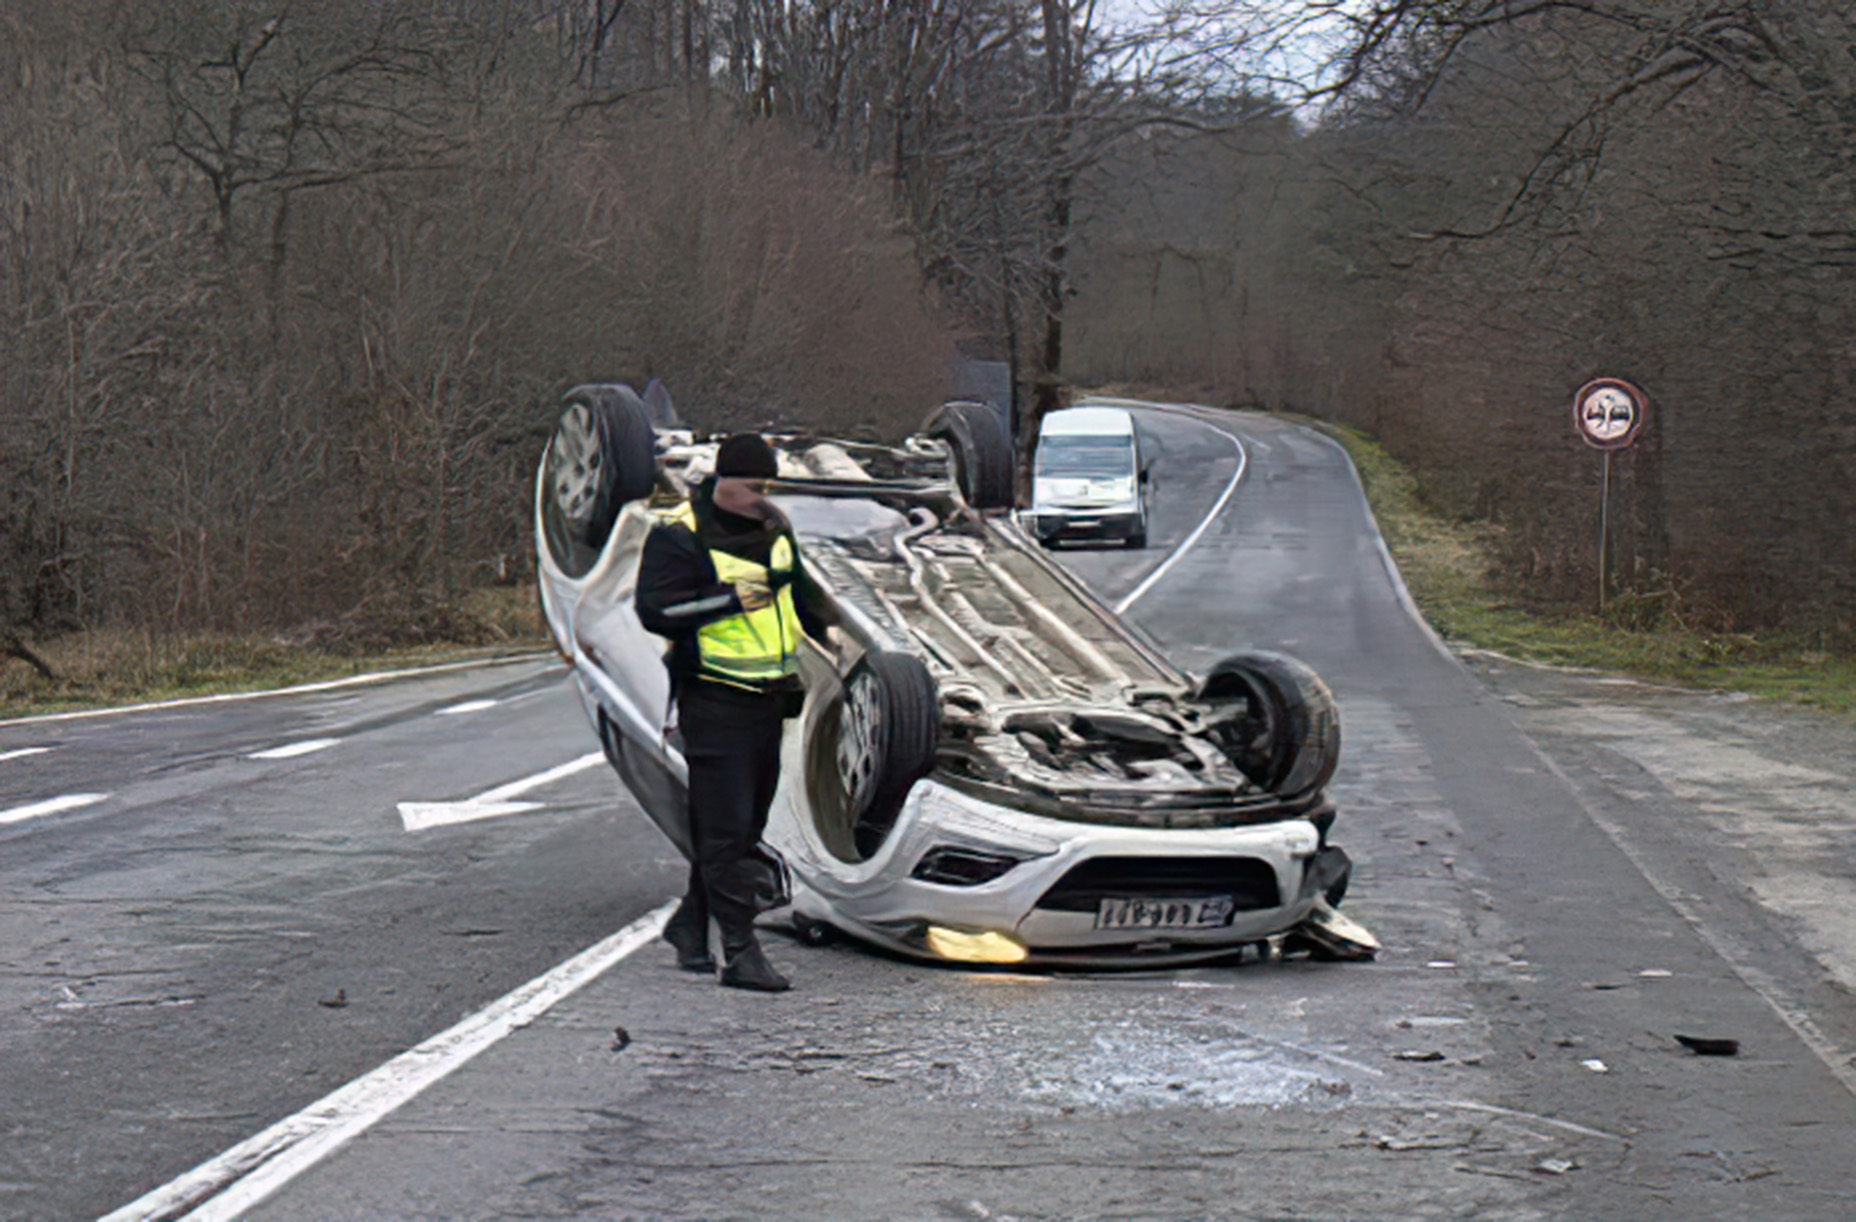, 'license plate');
1094,896,1234,930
